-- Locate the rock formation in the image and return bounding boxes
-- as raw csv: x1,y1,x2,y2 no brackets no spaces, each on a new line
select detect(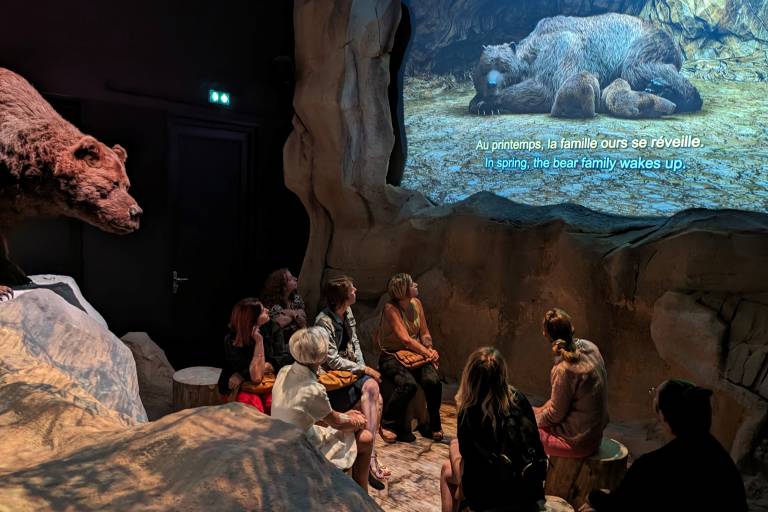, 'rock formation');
121,331,176,421
642,0,768,81
0,290,380,511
